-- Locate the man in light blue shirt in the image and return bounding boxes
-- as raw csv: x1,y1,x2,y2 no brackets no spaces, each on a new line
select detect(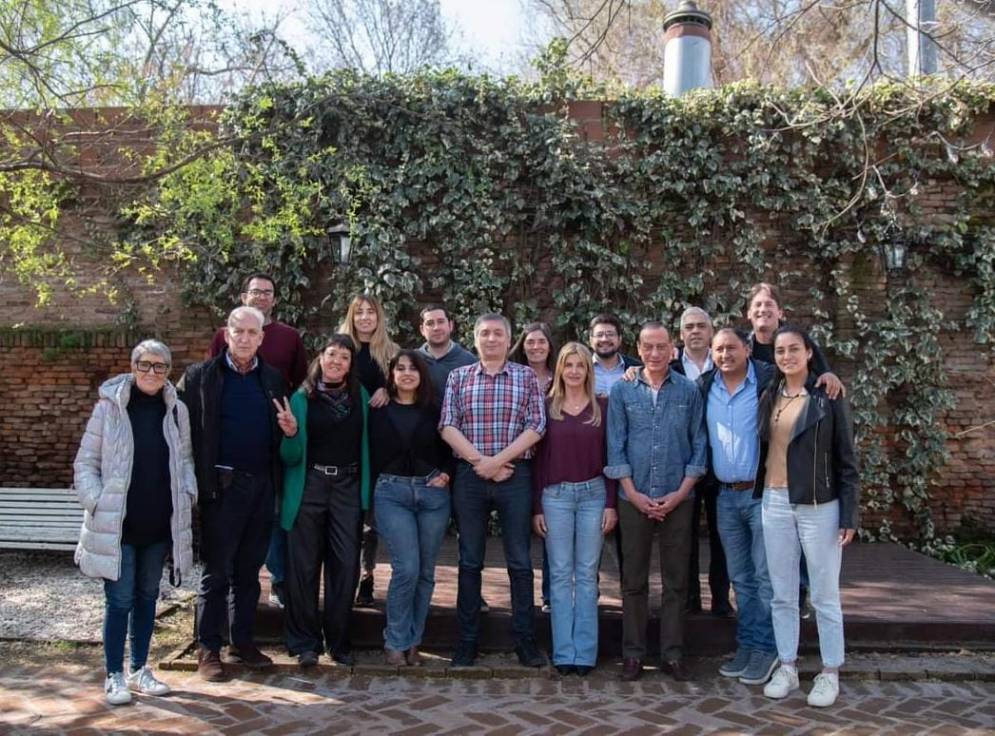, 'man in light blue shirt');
605,321,706,682
589,313,643,397
700,327,777,687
